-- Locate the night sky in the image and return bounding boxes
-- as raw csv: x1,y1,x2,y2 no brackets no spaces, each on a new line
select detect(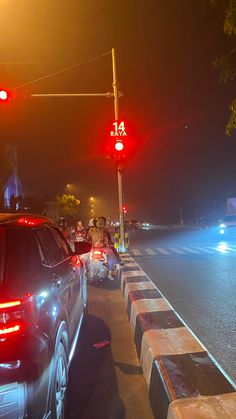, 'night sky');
1,0,236,223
